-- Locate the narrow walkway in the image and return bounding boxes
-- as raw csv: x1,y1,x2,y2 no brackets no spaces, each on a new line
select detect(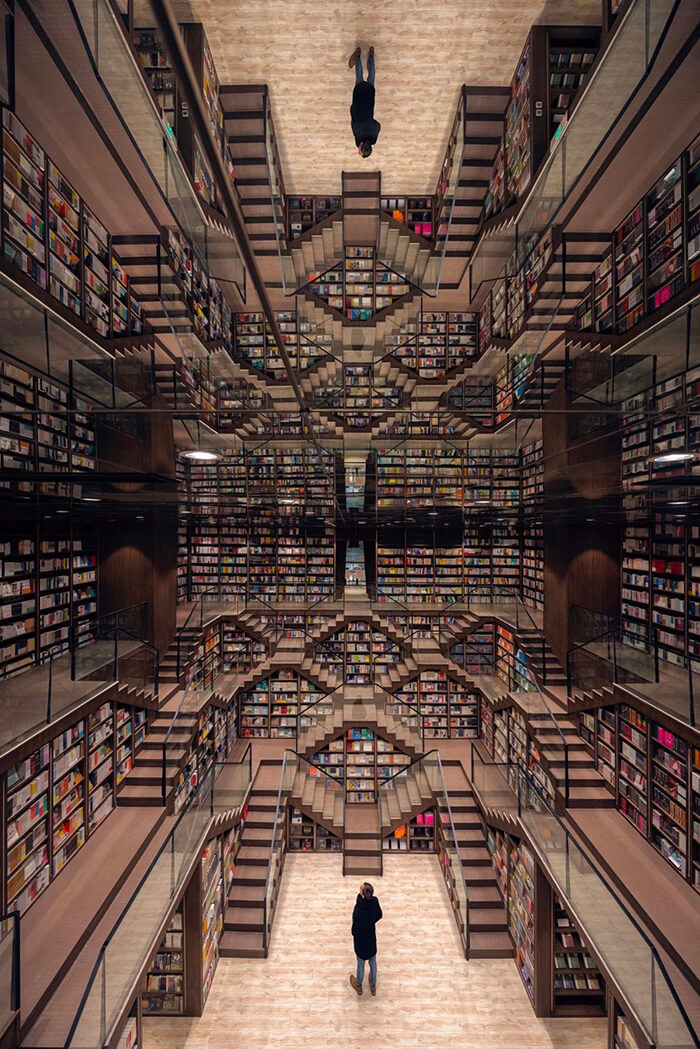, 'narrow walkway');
143,853,607,1049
